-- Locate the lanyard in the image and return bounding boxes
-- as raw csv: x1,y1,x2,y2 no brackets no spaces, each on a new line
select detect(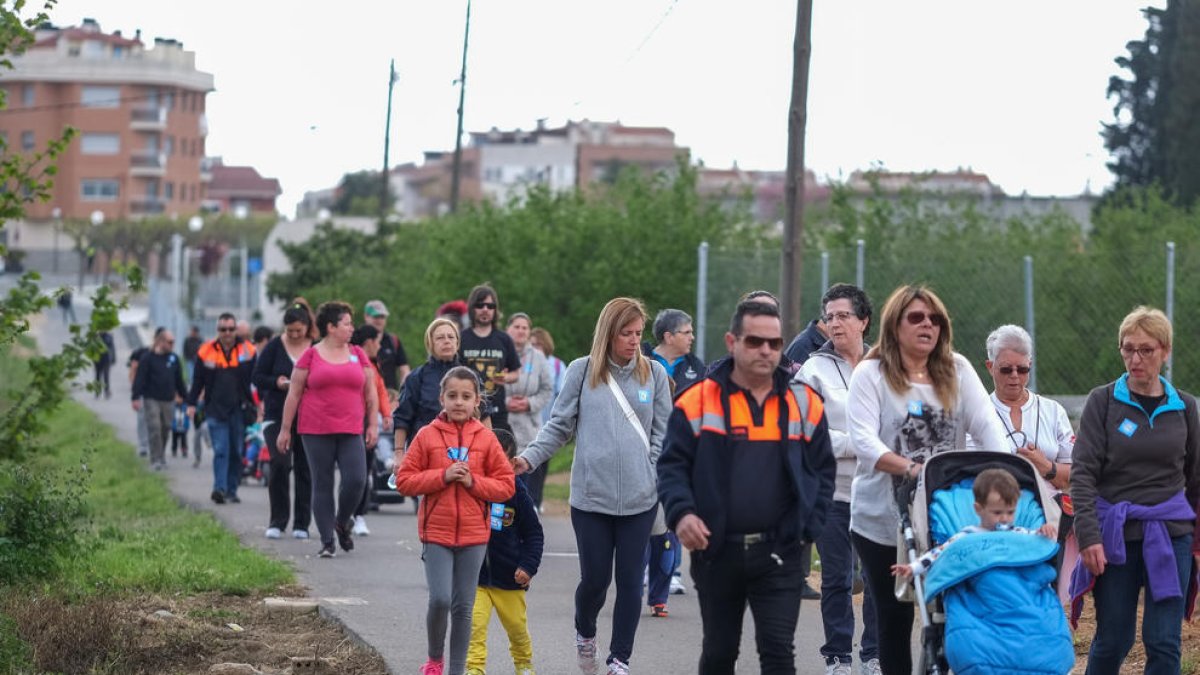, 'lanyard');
994,392,1041,450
